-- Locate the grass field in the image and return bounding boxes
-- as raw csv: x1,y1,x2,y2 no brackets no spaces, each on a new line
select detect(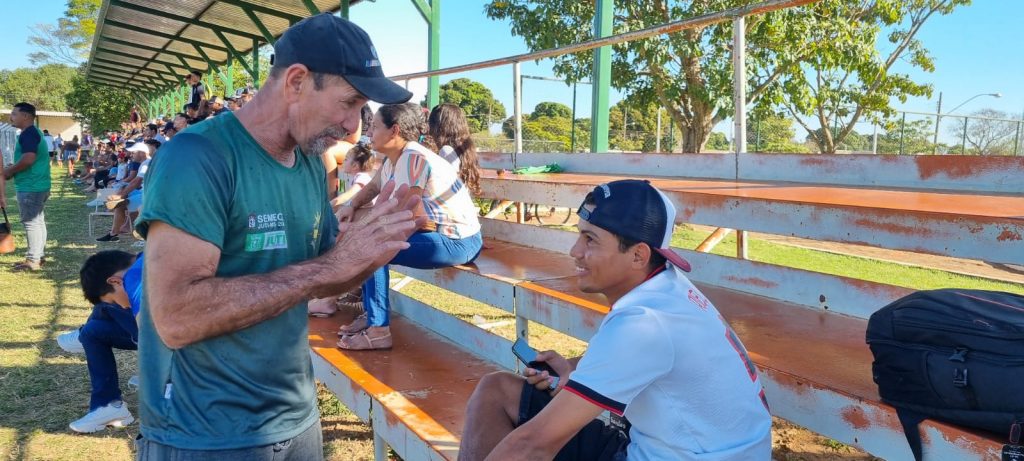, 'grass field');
0,171,1015,460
